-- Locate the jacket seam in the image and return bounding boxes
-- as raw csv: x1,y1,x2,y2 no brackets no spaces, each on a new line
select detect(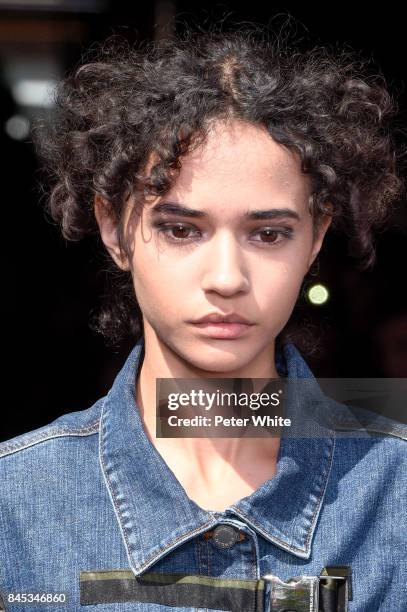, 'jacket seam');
0,418,100,458
99,395,136,566
333,423,407,440
304,432,336,548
